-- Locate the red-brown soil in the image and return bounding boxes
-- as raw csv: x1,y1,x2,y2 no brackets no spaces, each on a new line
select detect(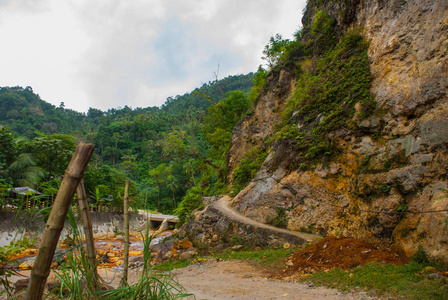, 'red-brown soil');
282,236,408,276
